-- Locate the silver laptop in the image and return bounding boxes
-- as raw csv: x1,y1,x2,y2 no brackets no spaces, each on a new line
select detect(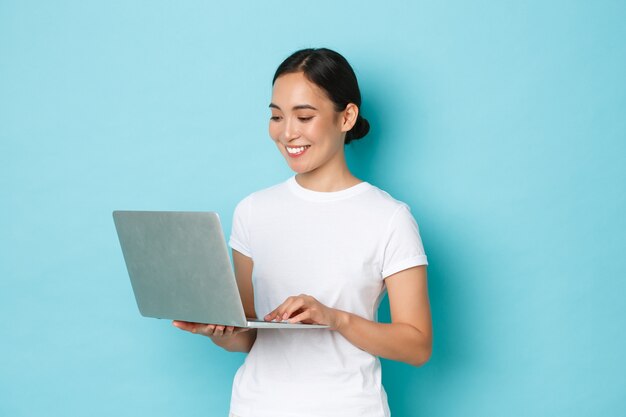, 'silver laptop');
113,211,327,329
